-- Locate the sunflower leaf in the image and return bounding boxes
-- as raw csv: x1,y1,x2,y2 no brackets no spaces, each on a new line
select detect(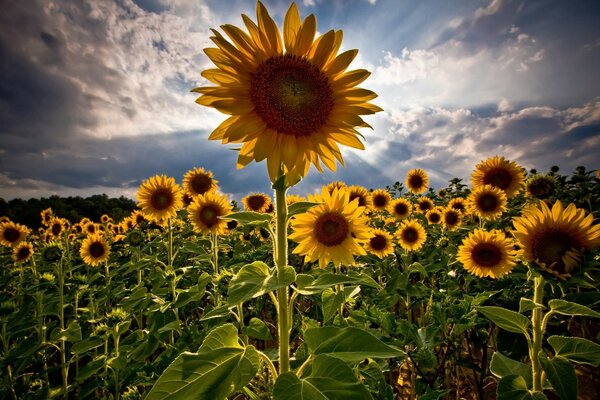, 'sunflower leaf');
221,212,272,228
287,201,321,217
476,306,531,336
547,336,600,366
548,299,600,319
